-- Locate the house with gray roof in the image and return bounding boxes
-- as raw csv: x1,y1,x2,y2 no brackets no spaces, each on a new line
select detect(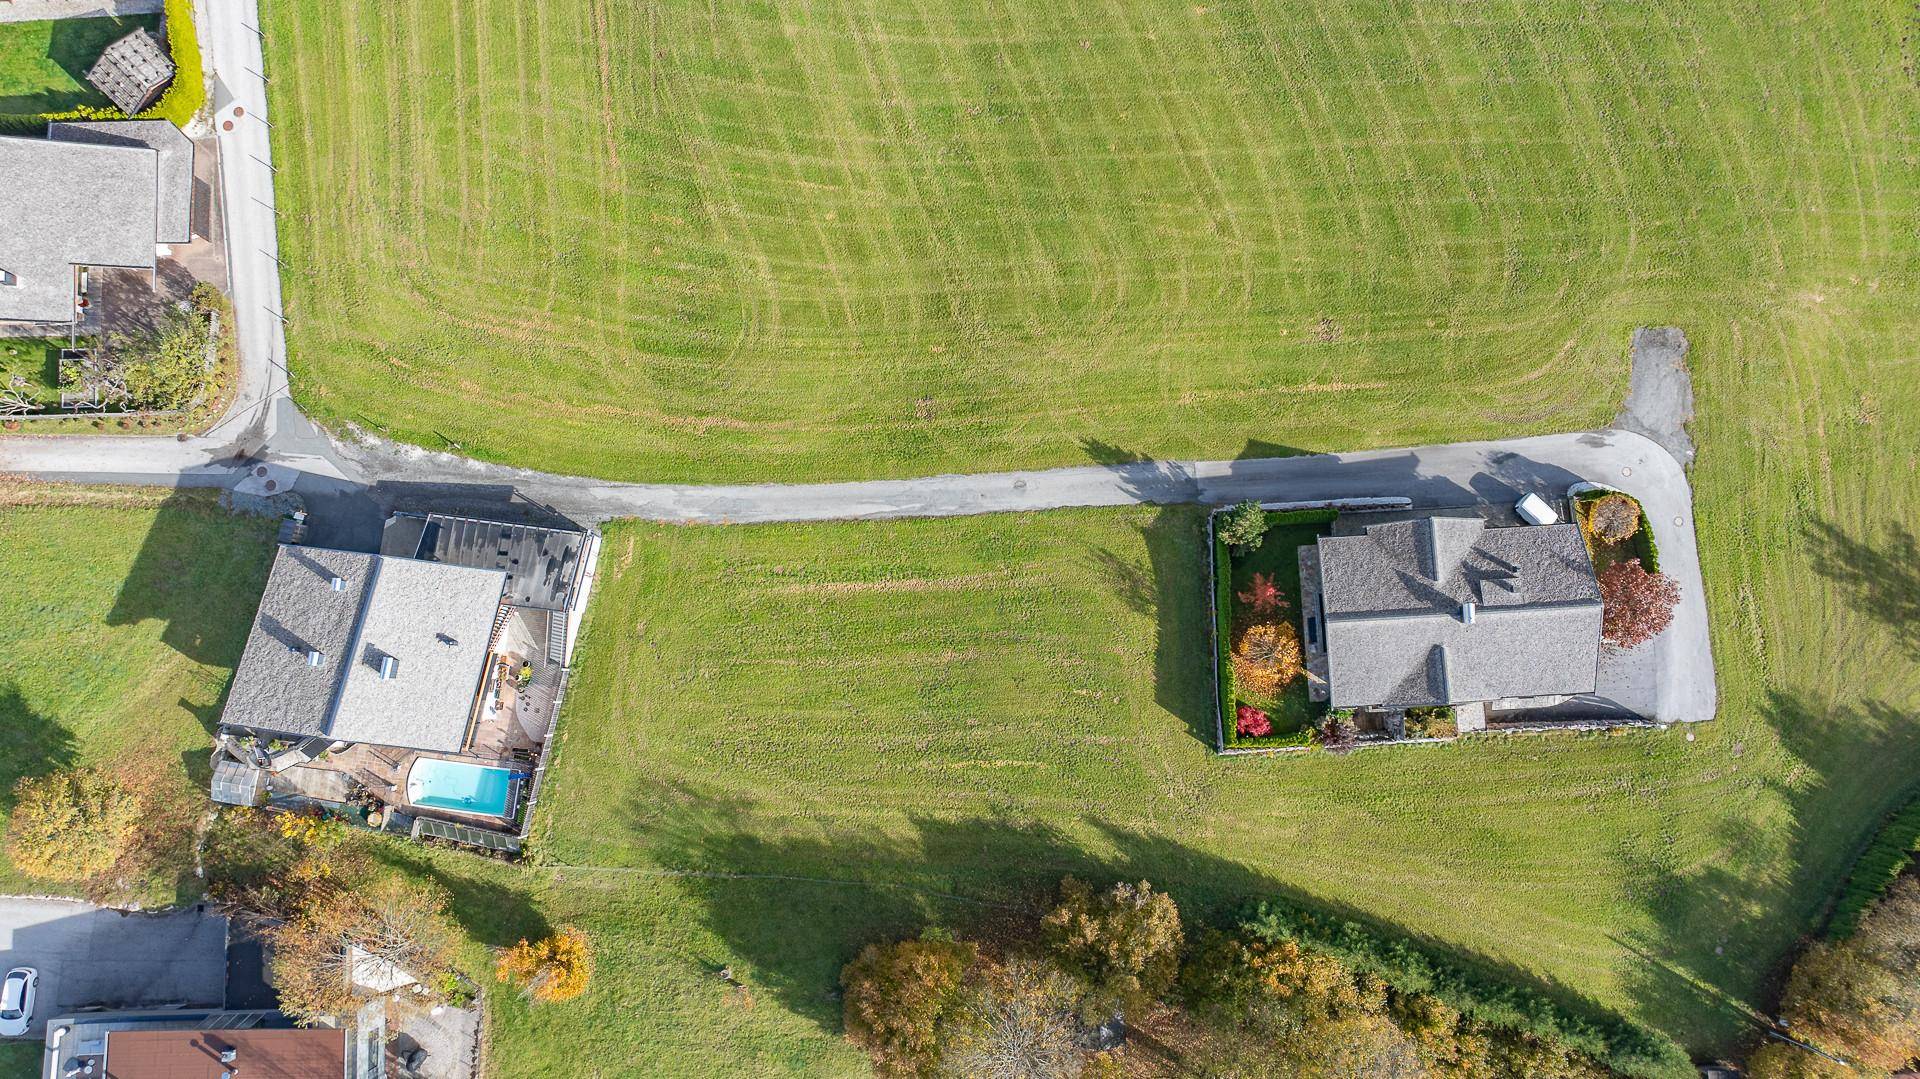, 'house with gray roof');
211,512,602,853
0,121,193,324
1301,515,1602,724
